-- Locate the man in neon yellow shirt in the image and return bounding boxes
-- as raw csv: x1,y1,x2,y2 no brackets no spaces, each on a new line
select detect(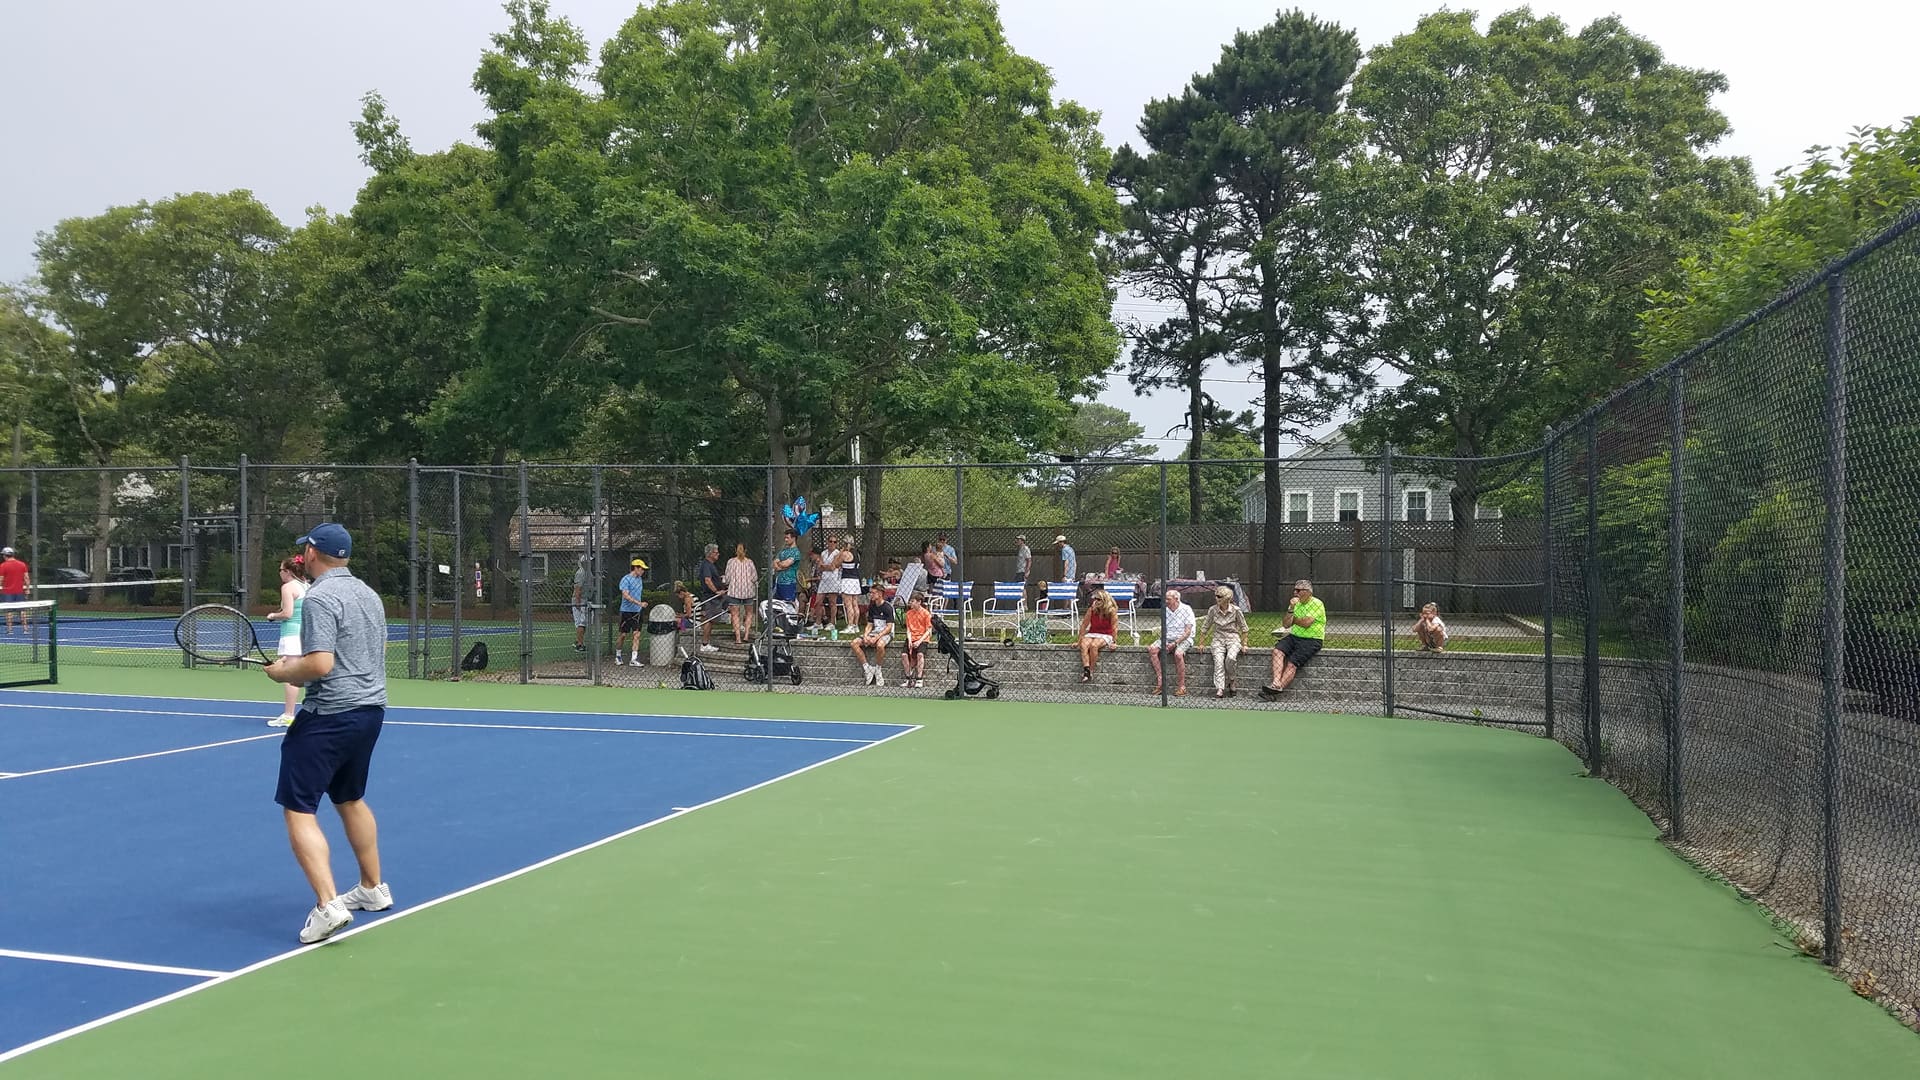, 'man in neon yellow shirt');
1260,579,1325,699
